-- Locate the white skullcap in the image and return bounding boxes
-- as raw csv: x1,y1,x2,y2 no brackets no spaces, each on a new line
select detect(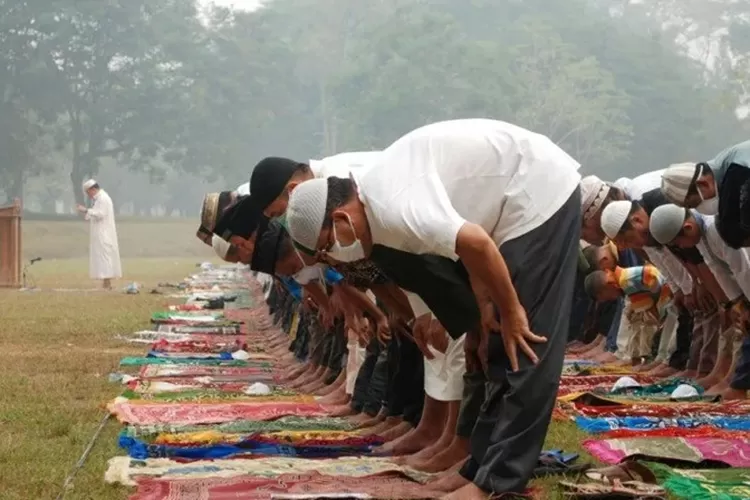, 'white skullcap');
649,204,688,245
286,178,329,252
670,384,699,400
580,176,611,221
661,162,698,205
82,179,97,191
612,376,641,392
211,234,230,260
600,200,632,239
